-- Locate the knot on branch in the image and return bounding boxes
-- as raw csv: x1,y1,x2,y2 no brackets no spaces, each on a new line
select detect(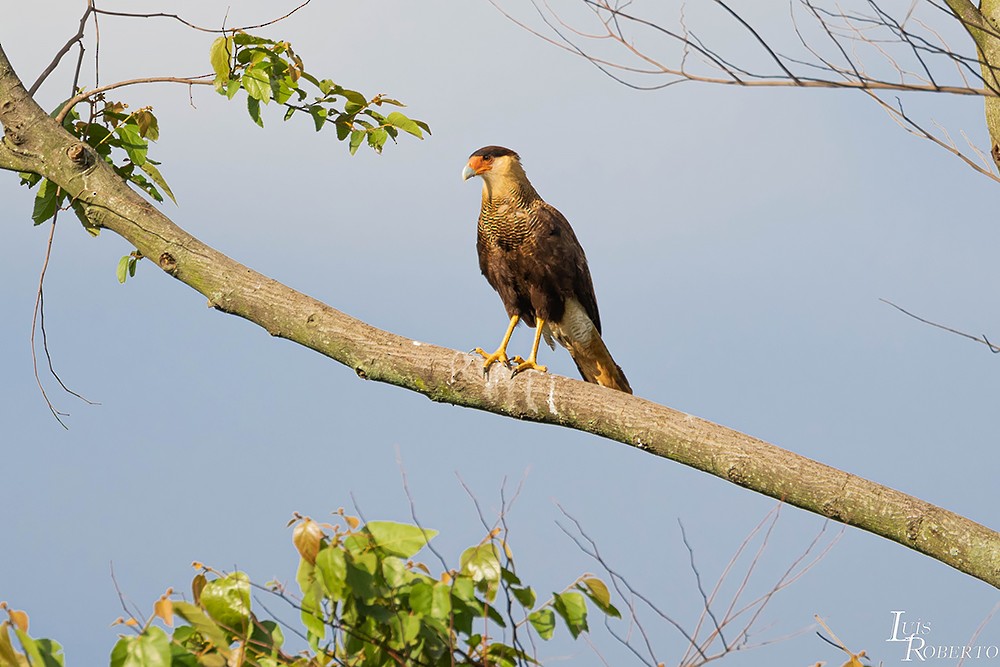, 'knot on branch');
158,252,177,275
906,514,924,543
66,142,92,168
3,120,25,145
821,498,845,522
725,457,752,485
